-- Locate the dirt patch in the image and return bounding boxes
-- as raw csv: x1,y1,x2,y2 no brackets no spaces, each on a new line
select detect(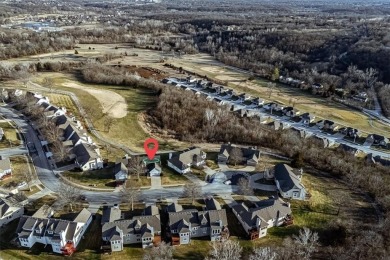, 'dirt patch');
201,66,226,74
62,82,127,118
